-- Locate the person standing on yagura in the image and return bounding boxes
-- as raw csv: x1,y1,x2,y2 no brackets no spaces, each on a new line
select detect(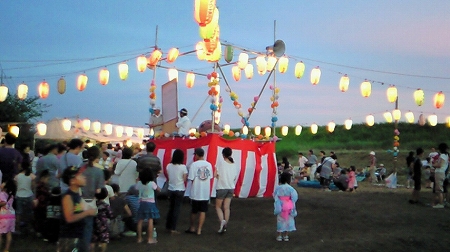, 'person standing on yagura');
273,172,298,242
